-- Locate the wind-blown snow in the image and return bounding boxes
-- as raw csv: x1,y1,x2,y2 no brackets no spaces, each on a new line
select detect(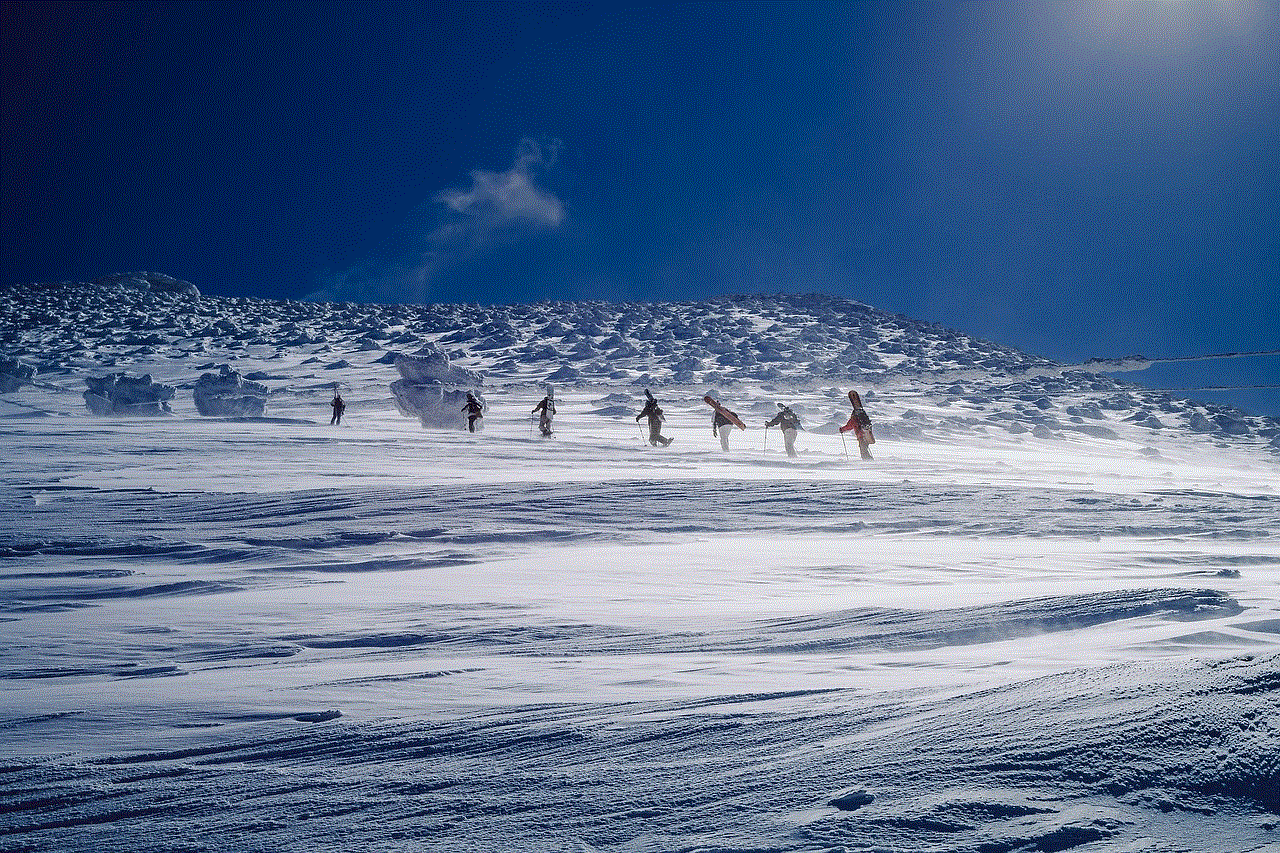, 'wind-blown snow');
1,277,1277,852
